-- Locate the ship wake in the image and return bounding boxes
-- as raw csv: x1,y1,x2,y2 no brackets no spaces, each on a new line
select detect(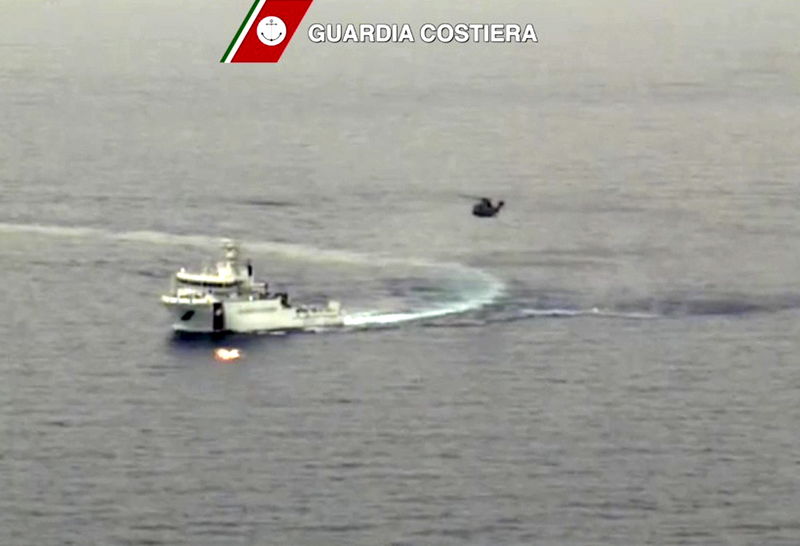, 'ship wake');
0,222,504,330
